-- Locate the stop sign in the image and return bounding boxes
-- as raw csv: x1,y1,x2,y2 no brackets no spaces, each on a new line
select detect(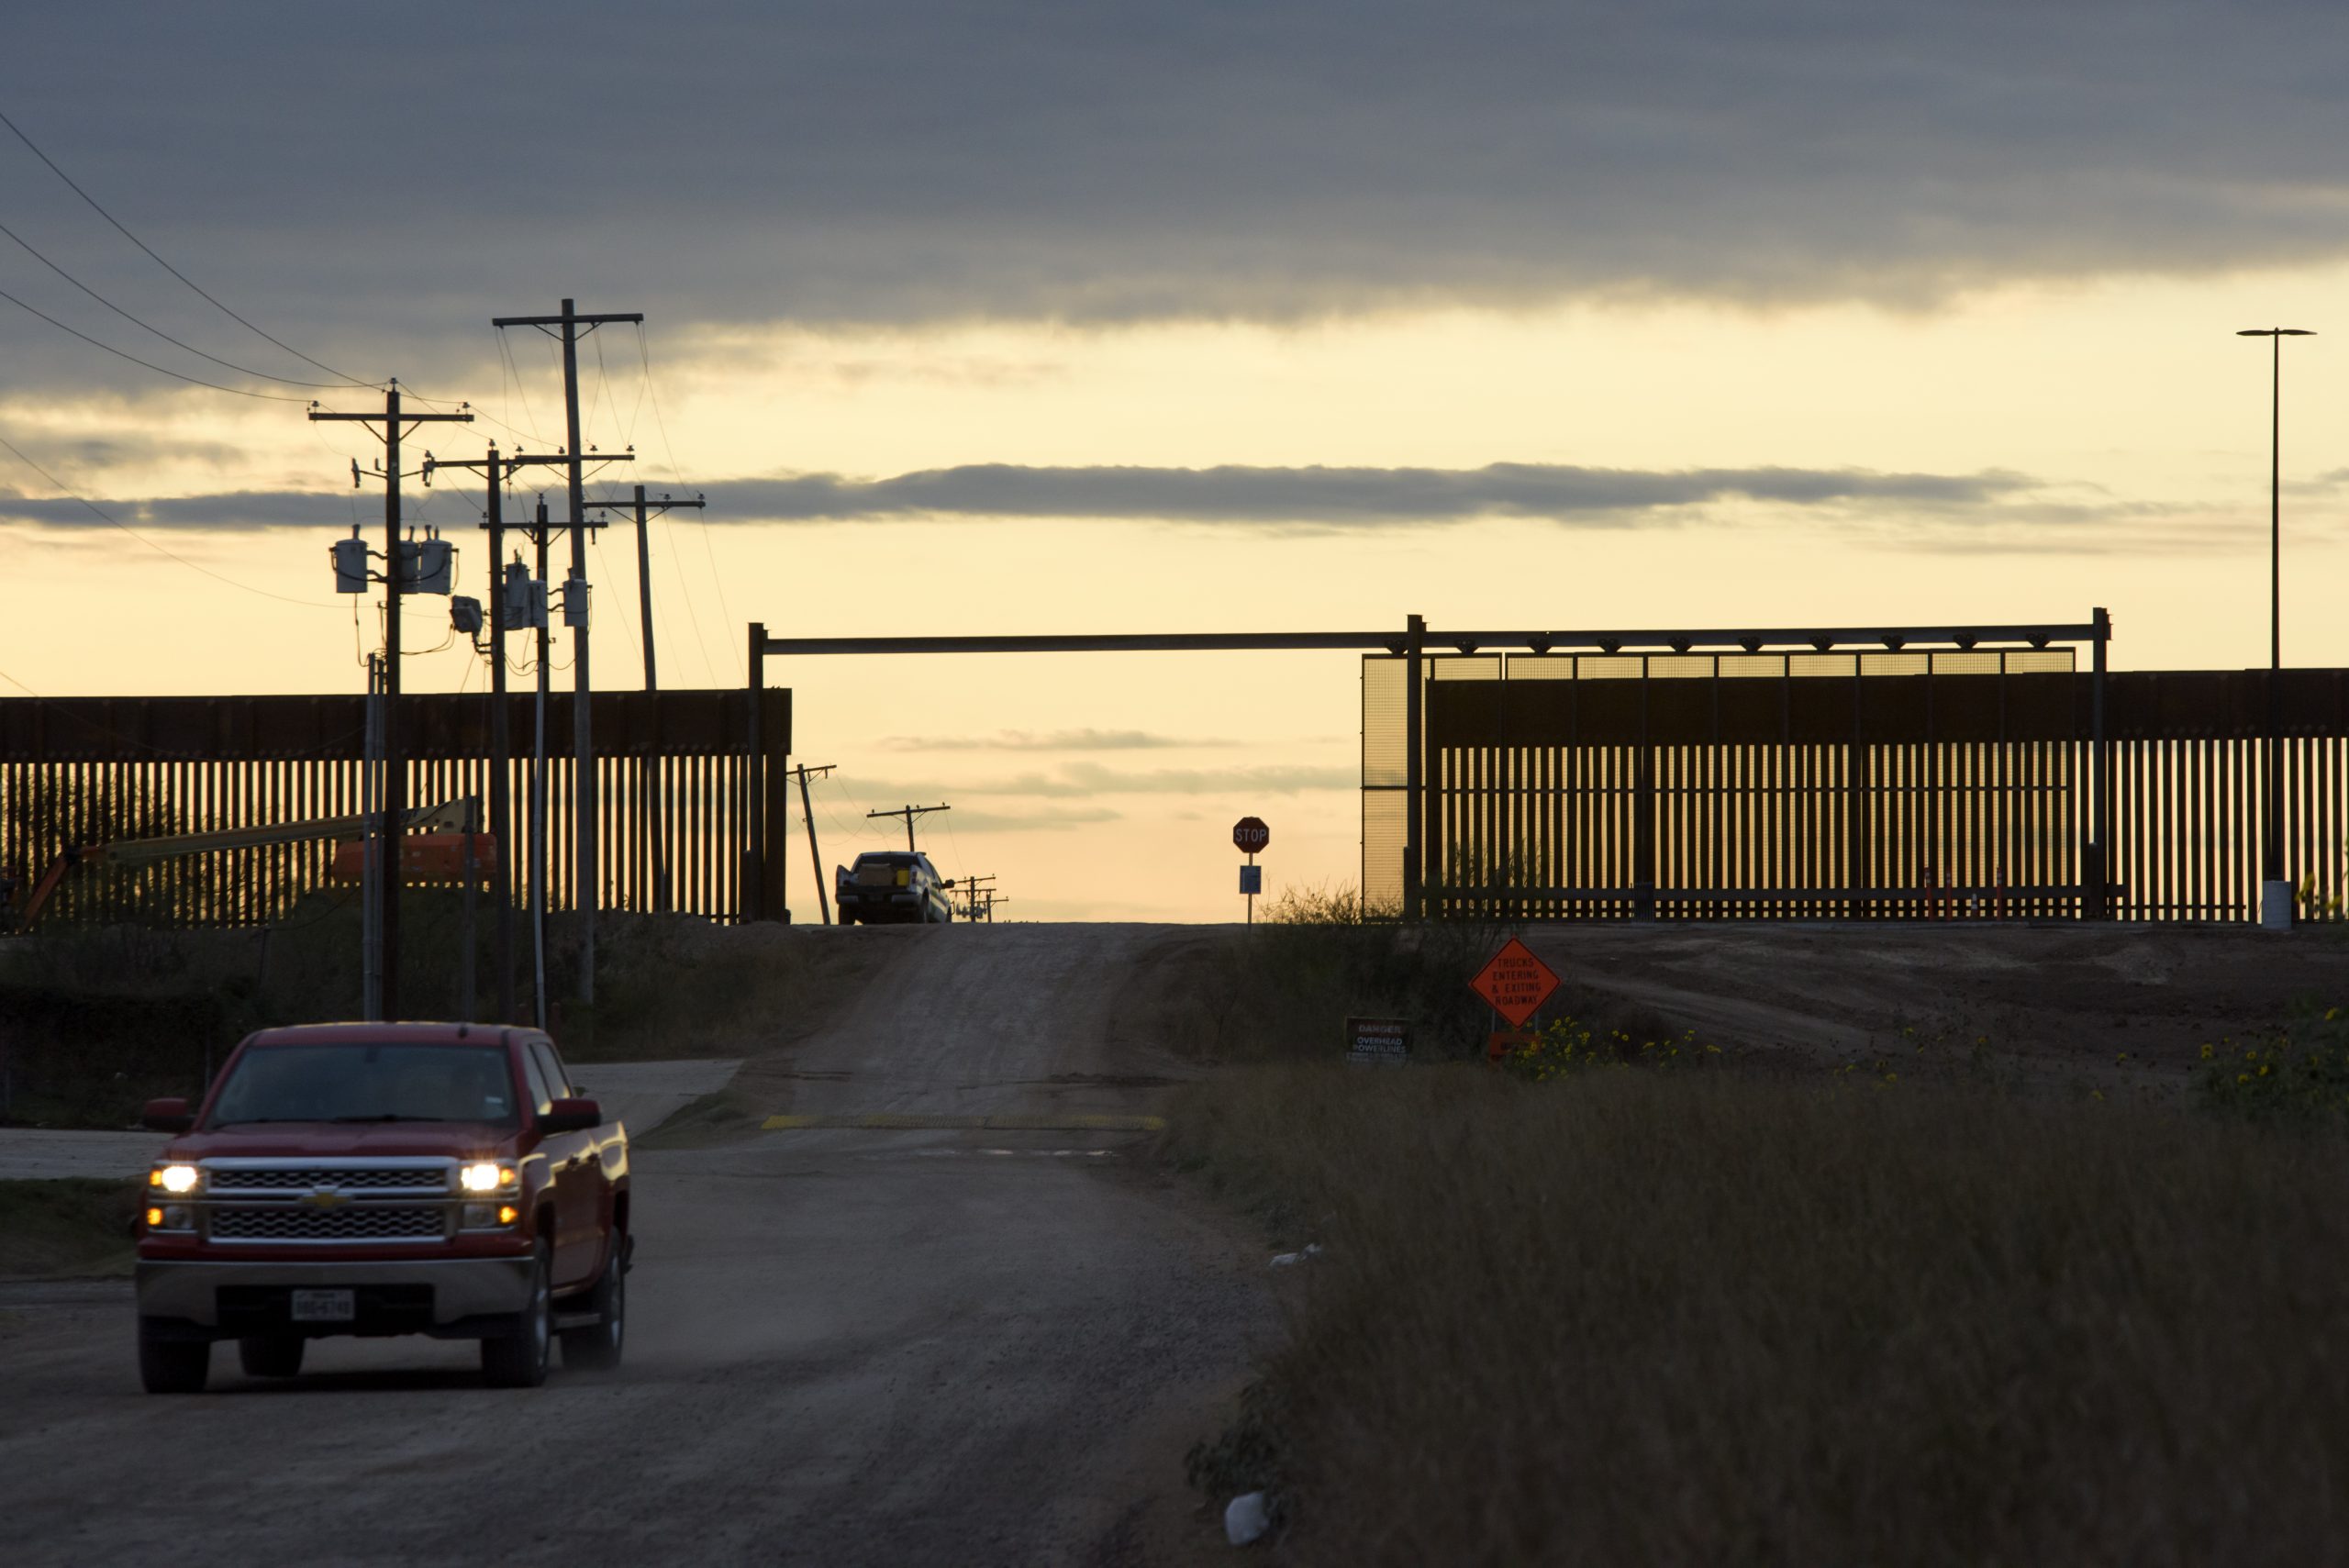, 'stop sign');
1232,817,1271,854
